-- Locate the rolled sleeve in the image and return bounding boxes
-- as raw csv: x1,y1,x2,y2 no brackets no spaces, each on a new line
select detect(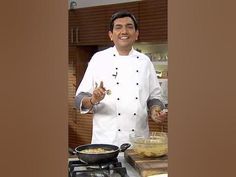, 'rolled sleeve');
75,92,92,114
147,98,165,110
